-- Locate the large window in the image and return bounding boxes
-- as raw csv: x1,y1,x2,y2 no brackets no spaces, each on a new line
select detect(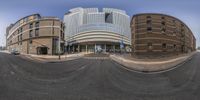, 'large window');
18,36,20,41
147,20,152,27
146,16,151,19
29,40,32,44
161,28,166,33
162,43,167,48
147,27,152,31
35,22,39,27
105,13,112,23
148,43,153,50
20,34,22,40
146,20,151,24
17,29,20,34
29,30,33,38
161,16,165,20
29,23,33,29
20,27,23,32
174,44,176,49
35,29,39,37
161,21,165,25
